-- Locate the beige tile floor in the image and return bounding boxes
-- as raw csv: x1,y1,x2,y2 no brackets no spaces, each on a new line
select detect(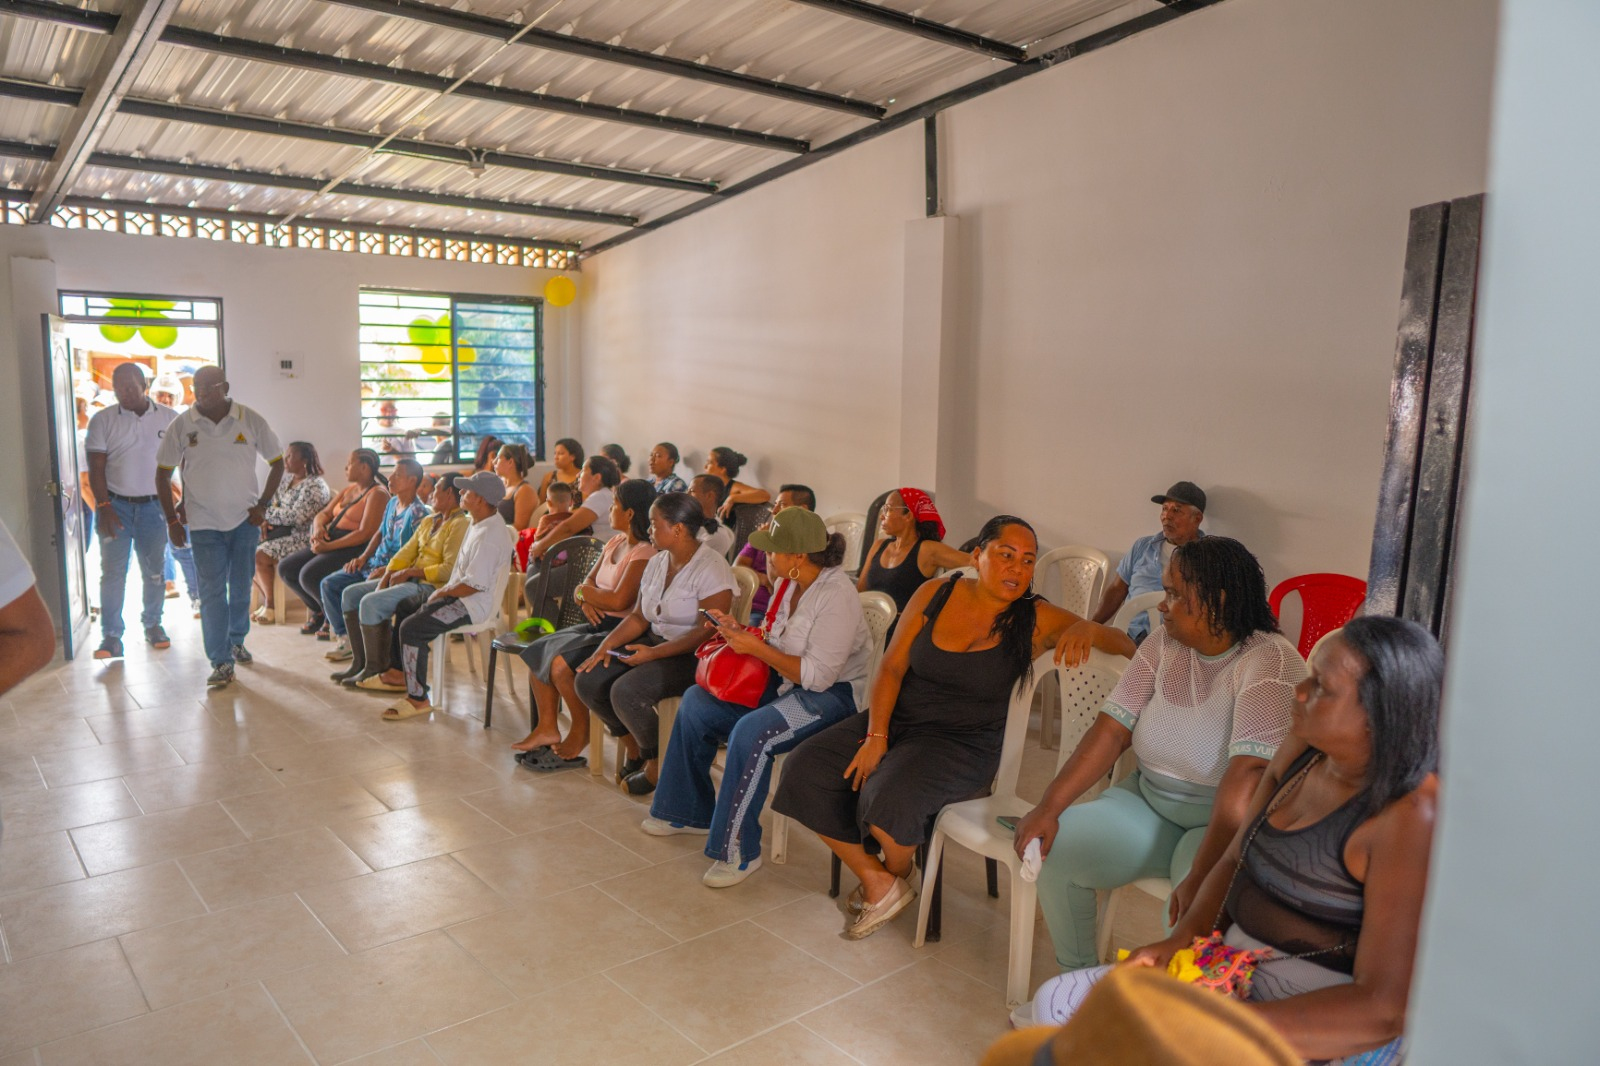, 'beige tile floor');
0,604,1163,1065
